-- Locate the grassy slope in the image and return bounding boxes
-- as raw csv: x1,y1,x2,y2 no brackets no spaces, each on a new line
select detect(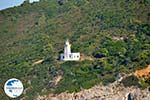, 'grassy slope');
0,0,150,99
